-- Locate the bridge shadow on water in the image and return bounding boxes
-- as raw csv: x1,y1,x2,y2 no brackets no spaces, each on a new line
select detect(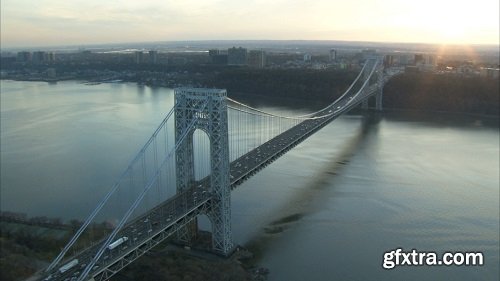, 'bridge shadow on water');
243,111,382,262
